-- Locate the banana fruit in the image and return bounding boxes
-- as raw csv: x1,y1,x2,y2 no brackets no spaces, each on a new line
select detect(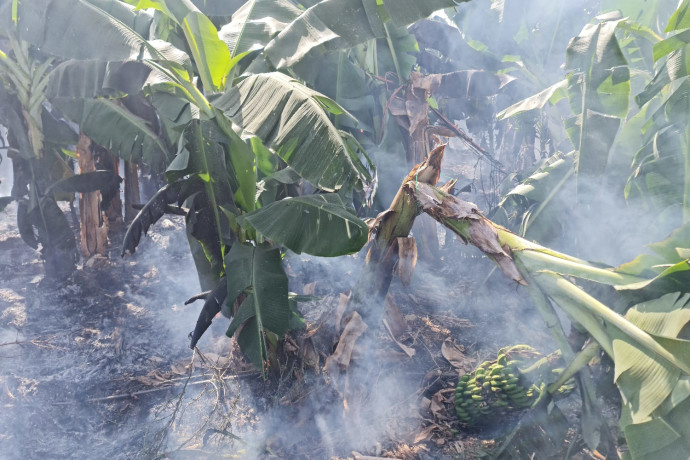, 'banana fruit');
454,344,575,427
